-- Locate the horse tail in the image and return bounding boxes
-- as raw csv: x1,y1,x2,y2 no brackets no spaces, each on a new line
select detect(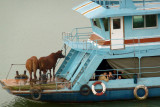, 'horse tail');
26,58,33,72
33,58,38,72
38,59,44,70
